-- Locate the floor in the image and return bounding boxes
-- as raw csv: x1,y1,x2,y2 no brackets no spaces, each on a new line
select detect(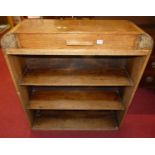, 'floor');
0,49,155,138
